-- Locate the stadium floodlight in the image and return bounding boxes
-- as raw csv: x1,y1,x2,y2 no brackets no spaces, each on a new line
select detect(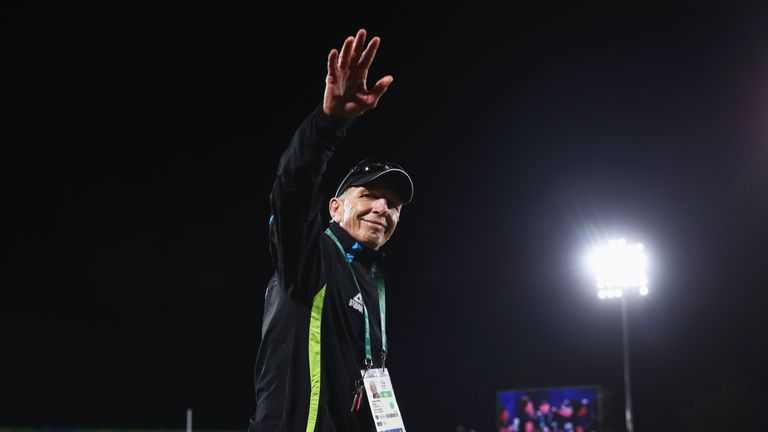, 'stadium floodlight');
587,238,648,299
585,238,650,432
